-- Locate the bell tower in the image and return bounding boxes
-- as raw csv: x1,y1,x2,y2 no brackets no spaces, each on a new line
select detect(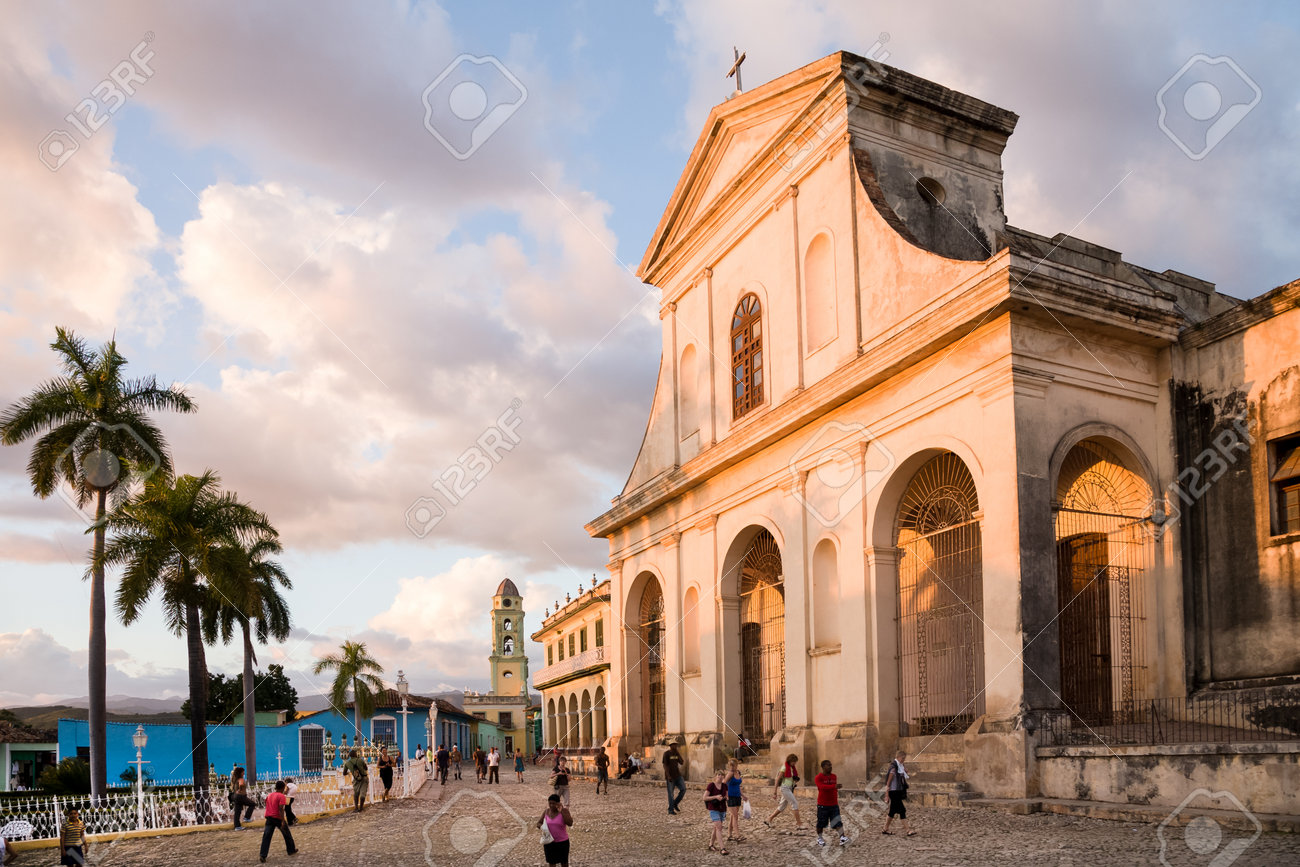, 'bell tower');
490,578,528,695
